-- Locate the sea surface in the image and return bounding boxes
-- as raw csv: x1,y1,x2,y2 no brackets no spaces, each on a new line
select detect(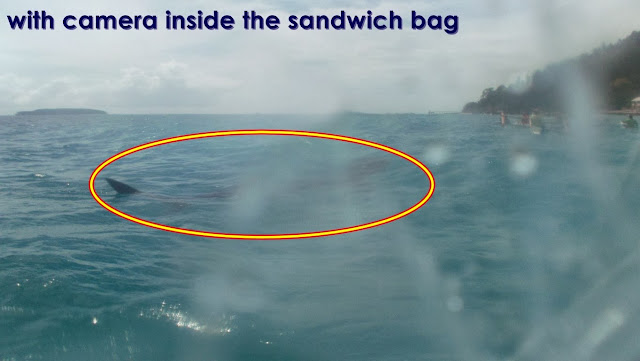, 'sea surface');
2,113,640,360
